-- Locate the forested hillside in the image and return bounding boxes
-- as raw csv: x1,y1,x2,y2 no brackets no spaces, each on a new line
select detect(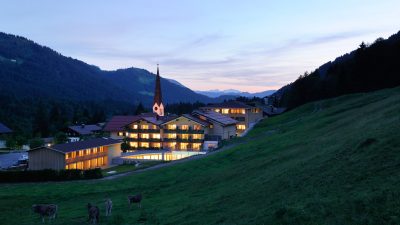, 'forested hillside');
273,31,400,109
0,32,214,137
